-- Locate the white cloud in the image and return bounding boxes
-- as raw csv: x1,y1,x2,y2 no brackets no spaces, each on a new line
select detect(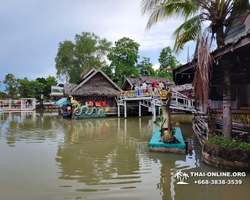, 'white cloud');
152,63,160,70
67,0,184,51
